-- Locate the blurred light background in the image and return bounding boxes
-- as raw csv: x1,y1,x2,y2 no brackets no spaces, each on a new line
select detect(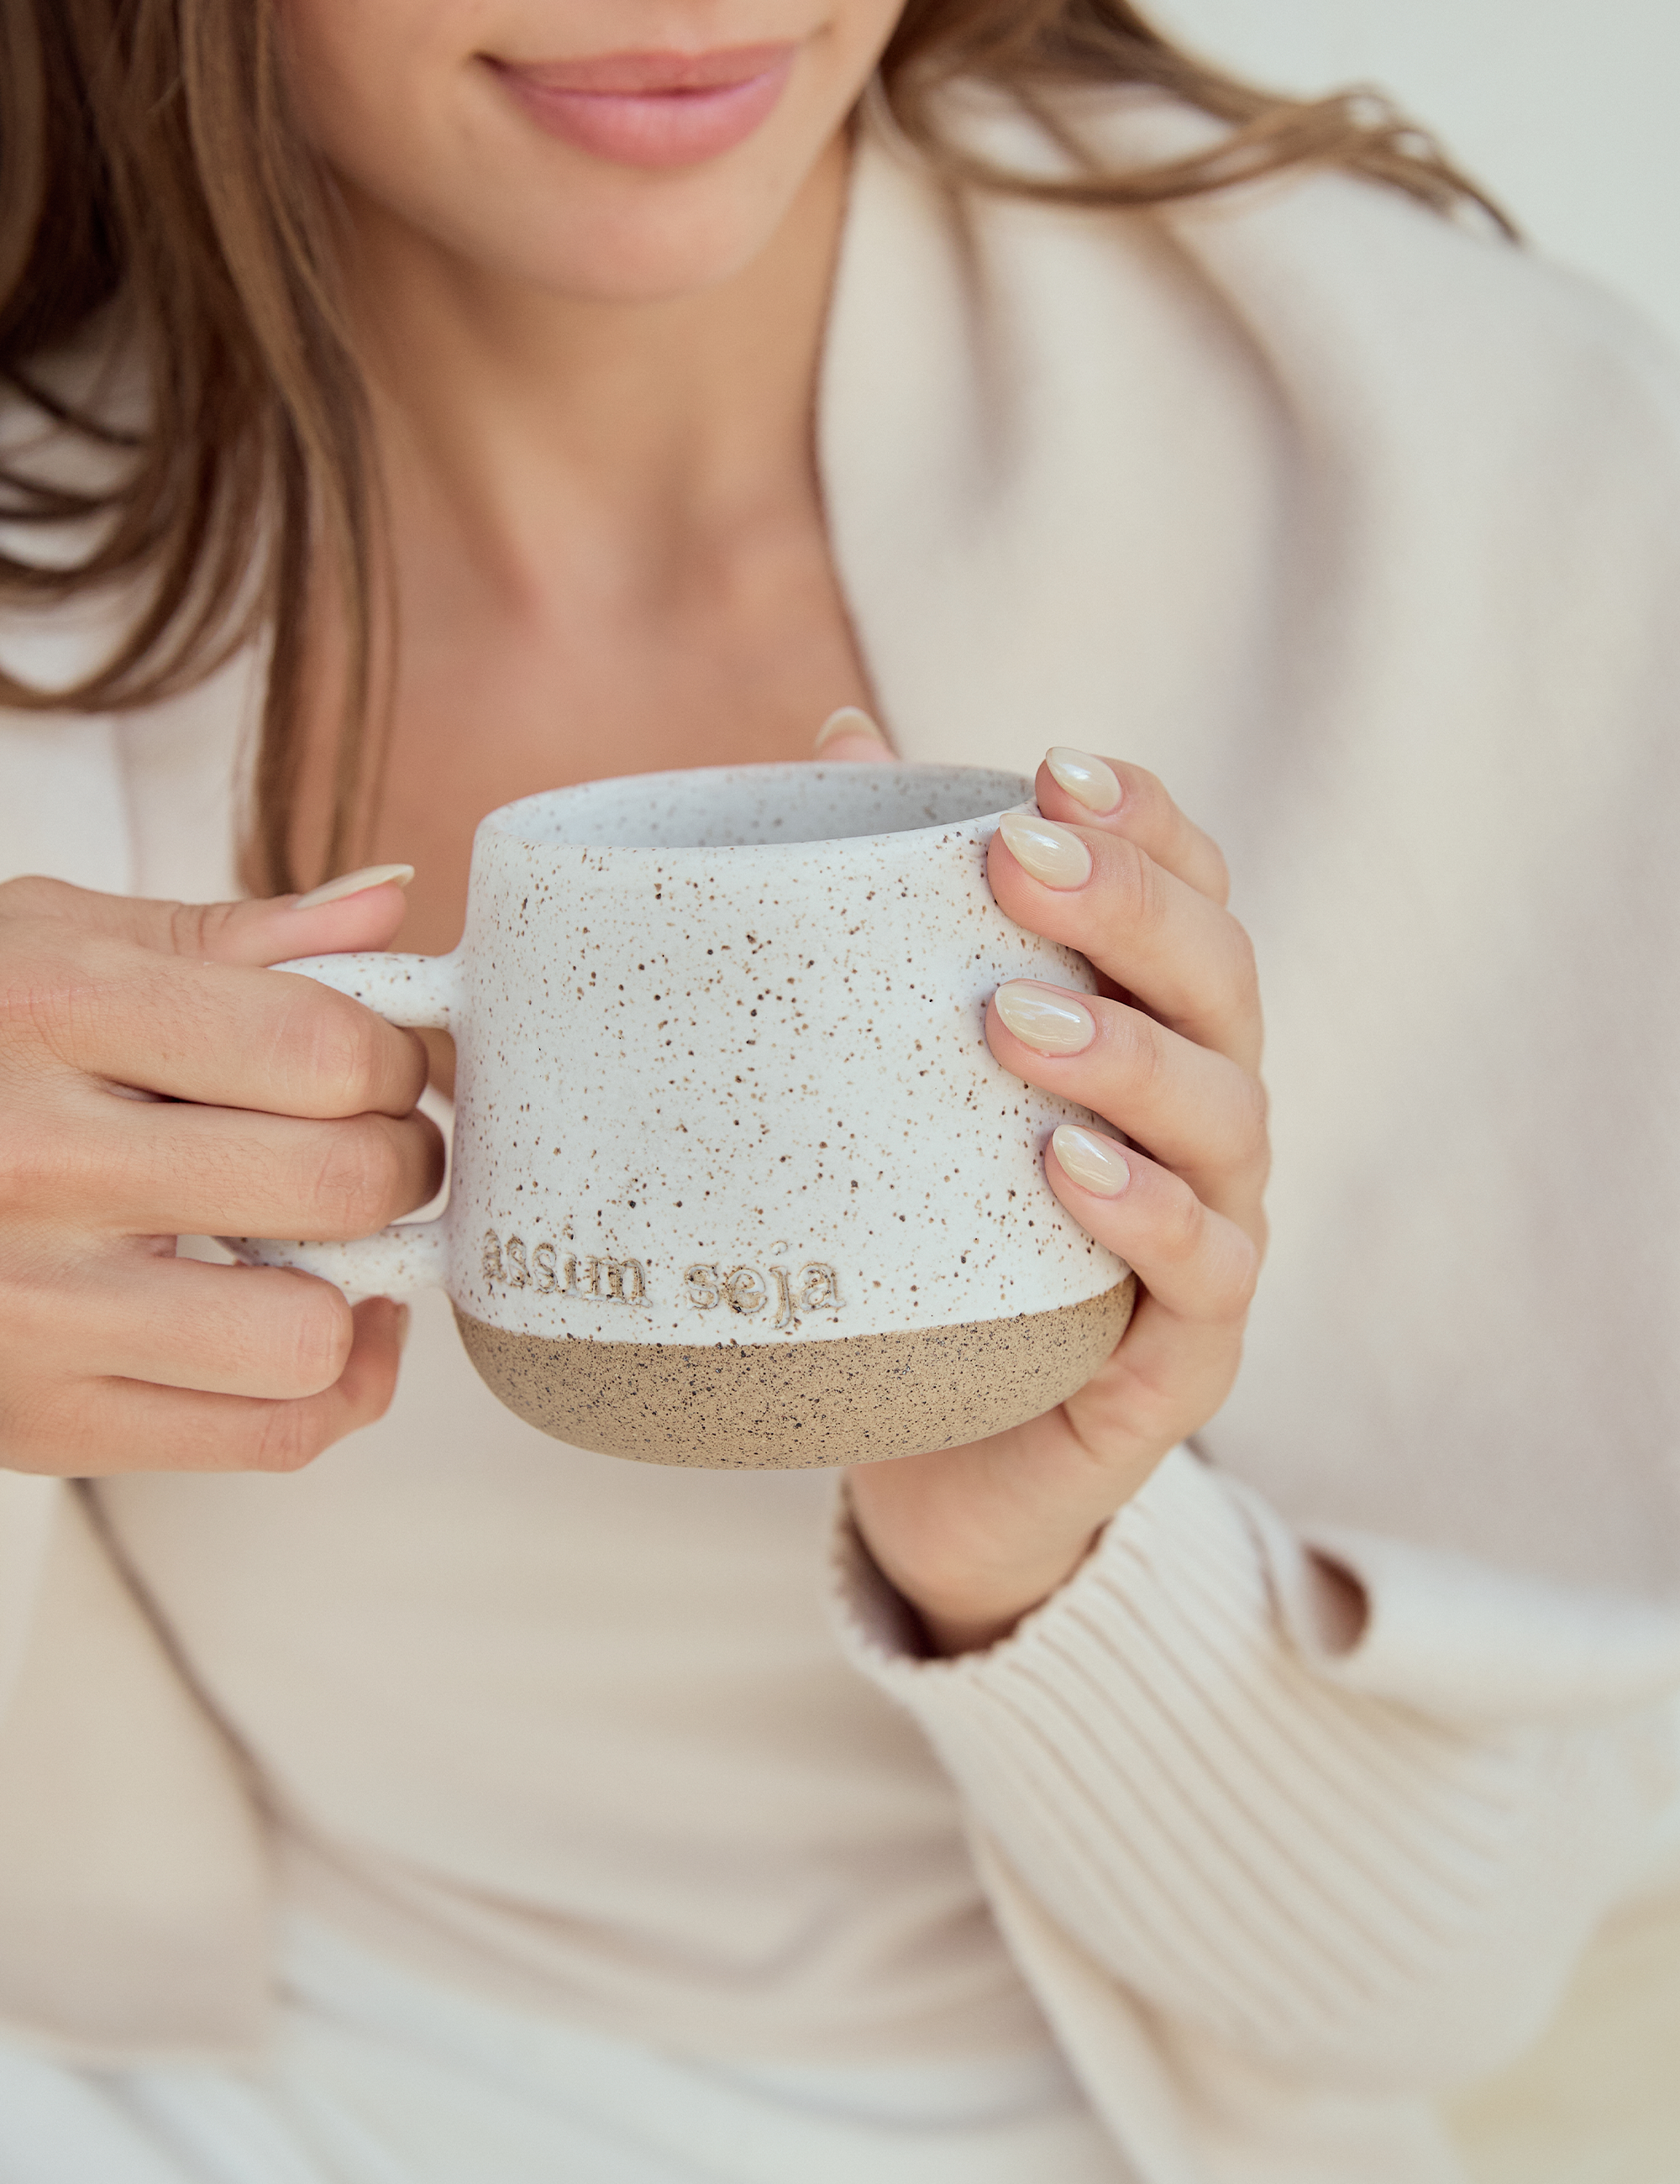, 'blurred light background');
1152,0,1680,348
1146,13,1680,2180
